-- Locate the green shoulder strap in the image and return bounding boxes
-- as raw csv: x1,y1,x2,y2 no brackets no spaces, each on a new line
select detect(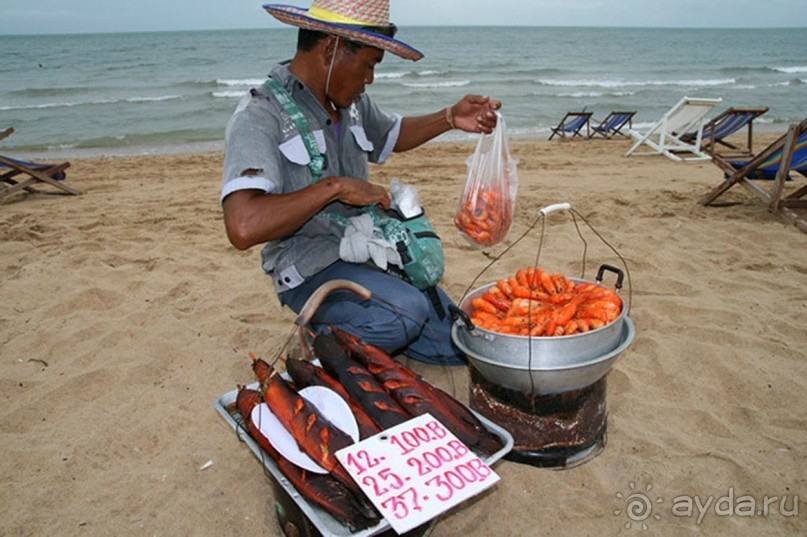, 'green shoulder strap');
263,77,325,181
